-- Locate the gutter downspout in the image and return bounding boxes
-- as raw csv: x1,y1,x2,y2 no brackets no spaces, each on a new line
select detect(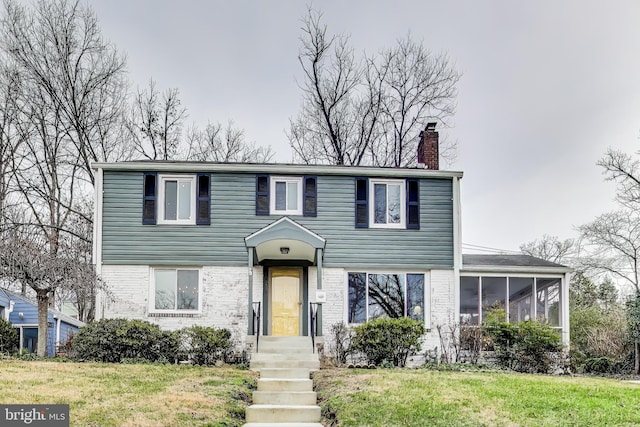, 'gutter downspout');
452,176,463,342
7,300,14,321
92,165,104,320
55,316,61,353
